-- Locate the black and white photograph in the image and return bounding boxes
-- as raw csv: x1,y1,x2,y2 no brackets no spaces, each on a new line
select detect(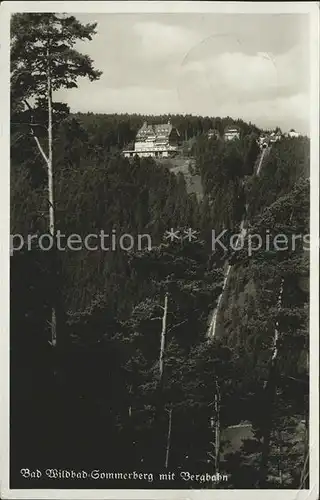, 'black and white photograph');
1,1,319,498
